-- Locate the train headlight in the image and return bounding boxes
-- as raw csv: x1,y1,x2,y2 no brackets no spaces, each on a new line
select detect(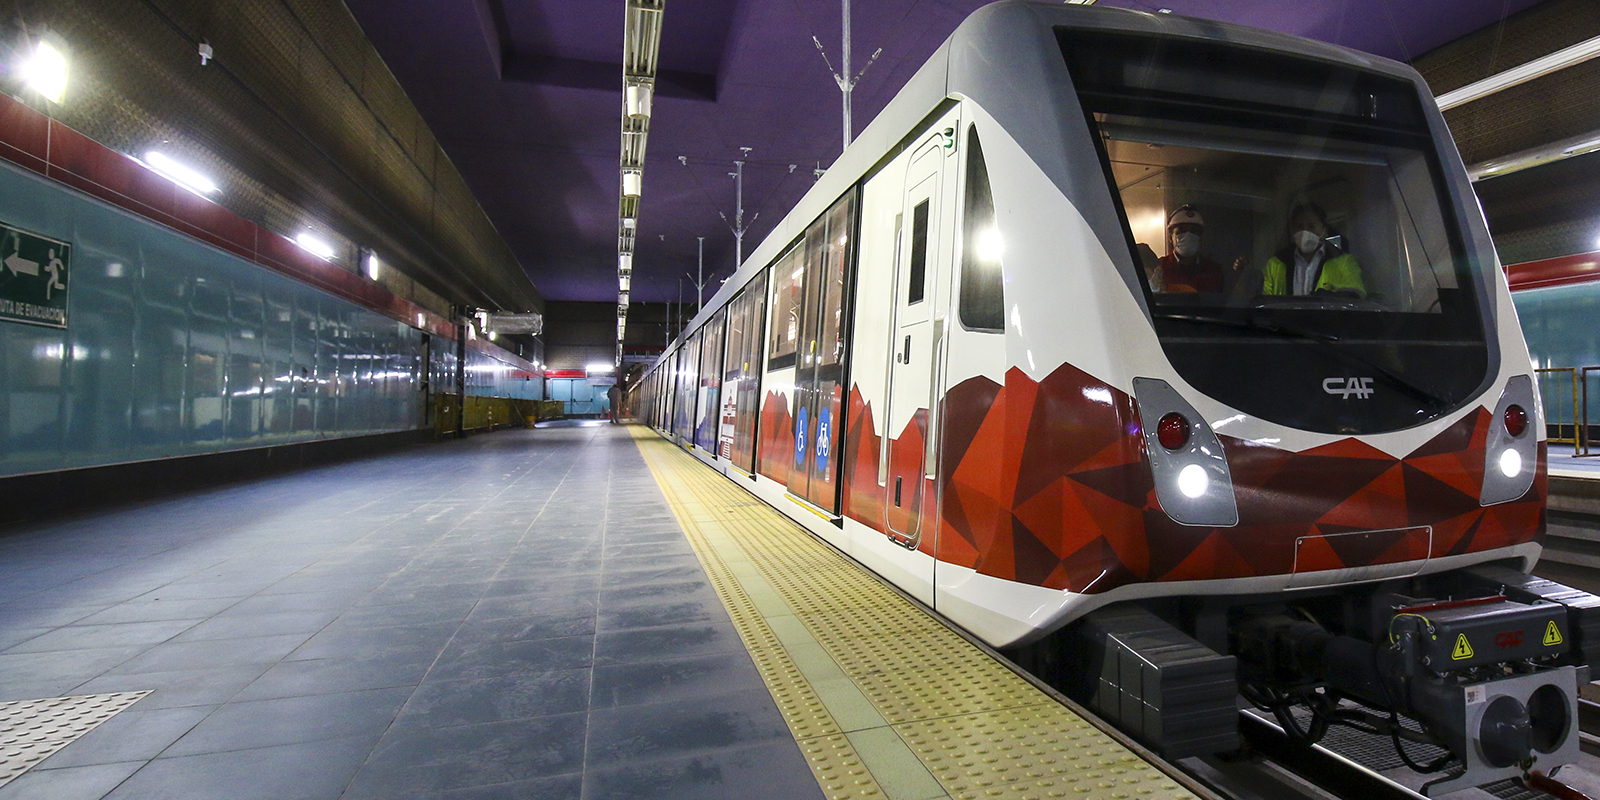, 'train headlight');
1481,376,1537,506
1133,378,1238,527
1177,464,1208,498
1499,448,1522,478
